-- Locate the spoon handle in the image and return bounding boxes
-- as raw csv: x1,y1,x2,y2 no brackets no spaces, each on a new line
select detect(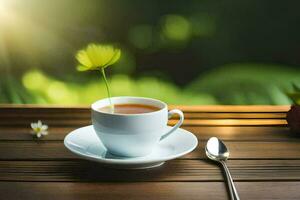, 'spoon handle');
221,162,235,200
220,161,240,200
